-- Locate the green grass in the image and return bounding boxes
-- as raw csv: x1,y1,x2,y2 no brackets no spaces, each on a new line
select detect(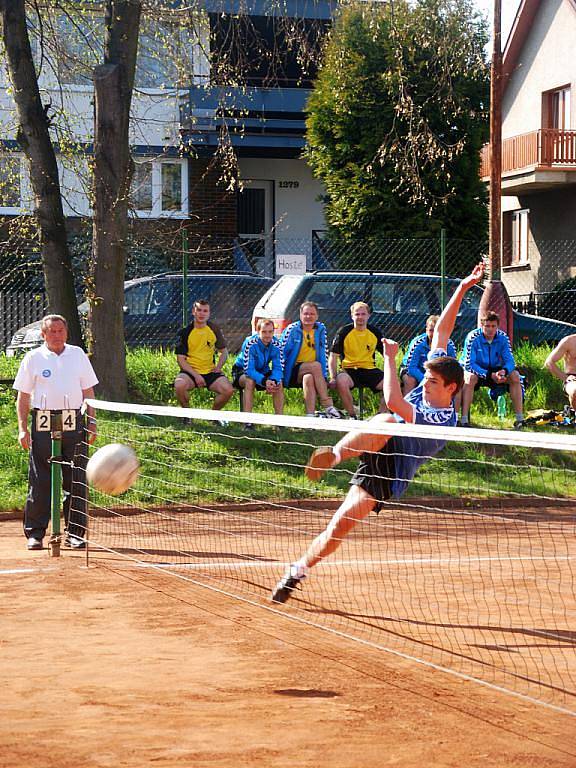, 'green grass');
1,343,575,517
